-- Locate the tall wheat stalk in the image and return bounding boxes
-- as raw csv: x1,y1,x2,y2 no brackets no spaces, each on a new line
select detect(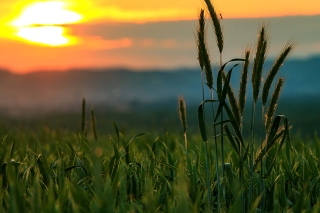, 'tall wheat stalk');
204,0,225,209
249,25,268,209
91,108,98,141
196,9,213,211
81,98,86,135
238,48,250,212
